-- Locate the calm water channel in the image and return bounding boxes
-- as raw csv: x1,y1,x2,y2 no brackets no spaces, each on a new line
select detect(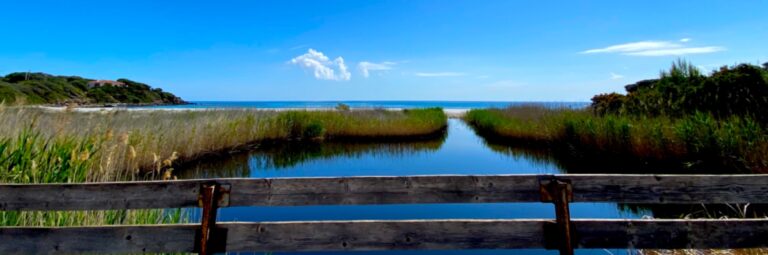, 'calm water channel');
180,119,645,255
